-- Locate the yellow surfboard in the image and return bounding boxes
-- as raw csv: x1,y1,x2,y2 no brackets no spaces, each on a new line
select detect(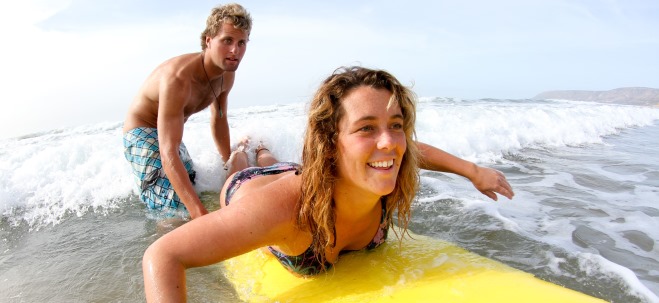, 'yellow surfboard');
223,230,606,302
